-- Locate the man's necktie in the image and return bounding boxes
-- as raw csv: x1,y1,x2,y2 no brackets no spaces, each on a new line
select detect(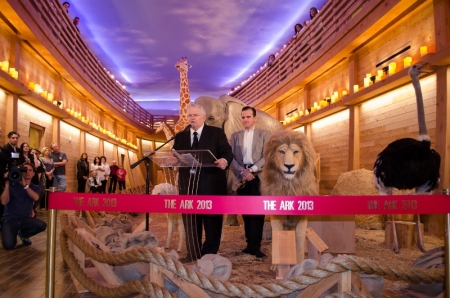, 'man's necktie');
192,132,199,149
